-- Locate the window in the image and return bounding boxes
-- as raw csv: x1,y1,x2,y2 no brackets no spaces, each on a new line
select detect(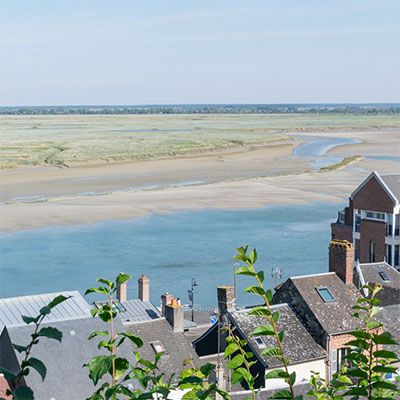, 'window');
369,241,376,263
95,301,126,313
338,210,345,224
395,245,400,267
316,287,335,302
365,211,386,221
337,348,349,372
379,271,390,282
254,337,266,349
151,341,165,354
